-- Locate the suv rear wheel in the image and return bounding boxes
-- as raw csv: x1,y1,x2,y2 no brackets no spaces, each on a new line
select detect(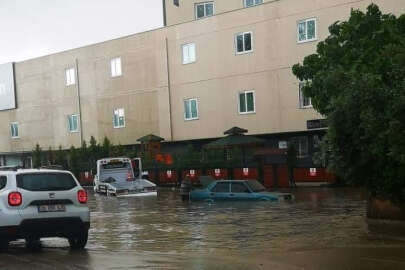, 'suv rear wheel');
68,232,88,250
